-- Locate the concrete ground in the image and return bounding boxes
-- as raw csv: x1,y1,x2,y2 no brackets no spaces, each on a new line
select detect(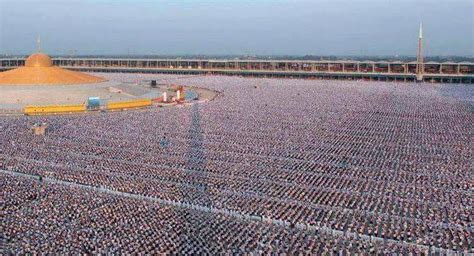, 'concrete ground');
0,81,217,113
